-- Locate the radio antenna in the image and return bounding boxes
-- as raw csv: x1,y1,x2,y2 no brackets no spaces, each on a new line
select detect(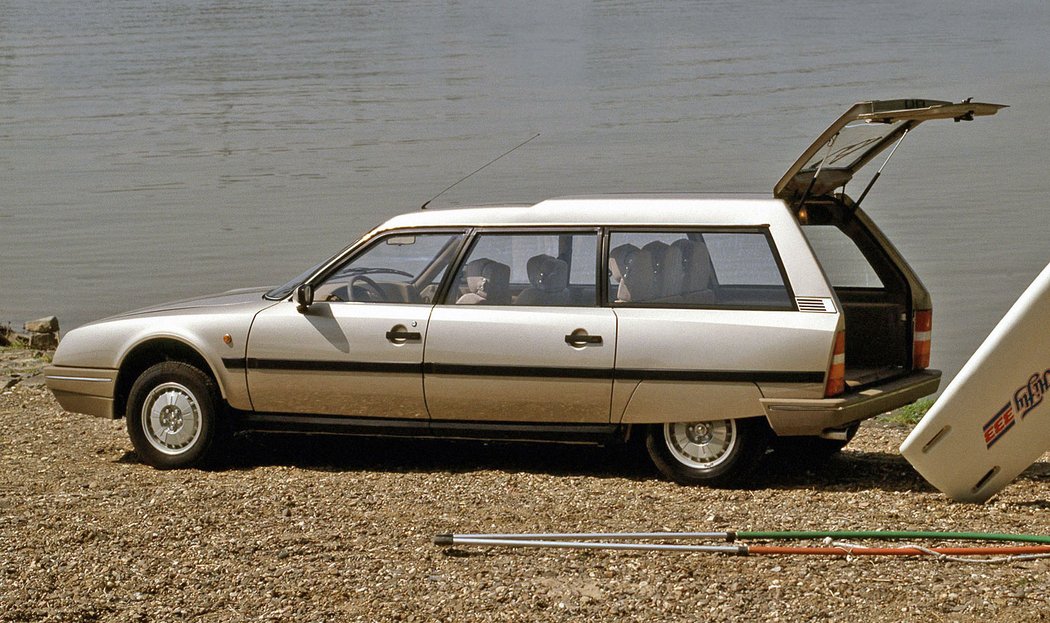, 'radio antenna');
421,133,540,210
